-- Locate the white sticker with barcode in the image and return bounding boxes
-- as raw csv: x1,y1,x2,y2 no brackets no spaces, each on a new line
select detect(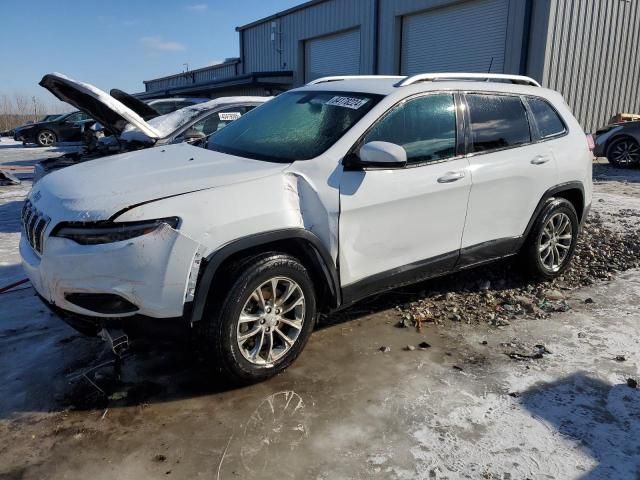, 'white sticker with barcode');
219,112,242,121
325,96,369,110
